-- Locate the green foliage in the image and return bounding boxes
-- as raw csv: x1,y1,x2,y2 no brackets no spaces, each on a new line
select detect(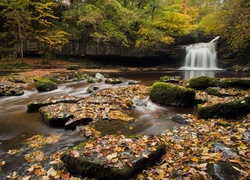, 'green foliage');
0,0,69,58
199,0,250,52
